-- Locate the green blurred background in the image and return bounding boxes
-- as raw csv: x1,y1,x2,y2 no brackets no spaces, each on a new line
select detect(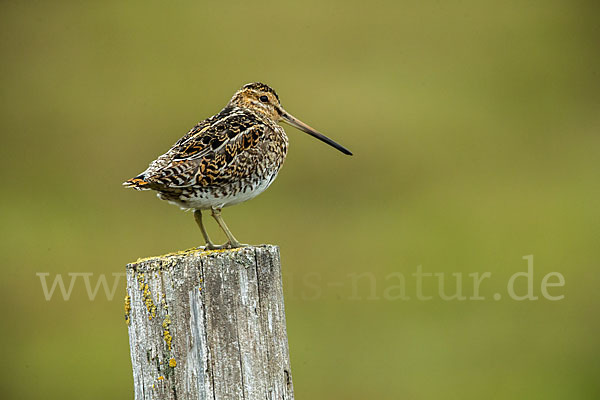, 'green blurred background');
1,0,599,398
